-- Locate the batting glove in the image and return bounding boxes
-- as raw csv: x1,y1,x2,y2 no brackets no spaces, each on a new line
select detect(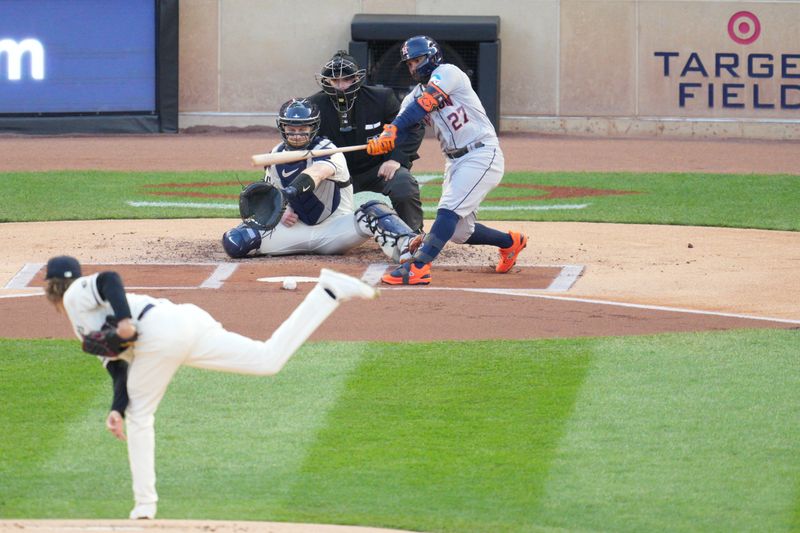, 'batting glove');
367,124,397,156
